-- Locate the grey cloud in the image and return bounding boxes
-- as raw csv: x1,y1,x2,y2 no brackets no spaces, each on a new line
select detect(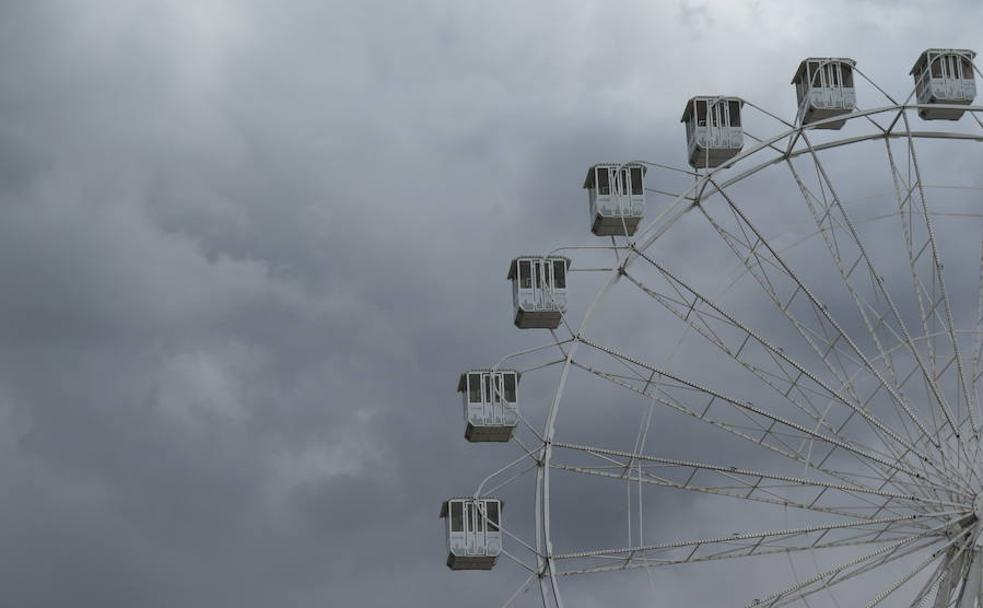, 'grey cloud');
3,1,983,607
